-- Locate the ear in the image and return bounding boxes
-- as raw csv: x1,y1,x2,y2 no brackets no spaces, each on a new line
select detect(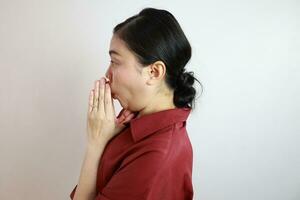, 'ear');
145,61,166,85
